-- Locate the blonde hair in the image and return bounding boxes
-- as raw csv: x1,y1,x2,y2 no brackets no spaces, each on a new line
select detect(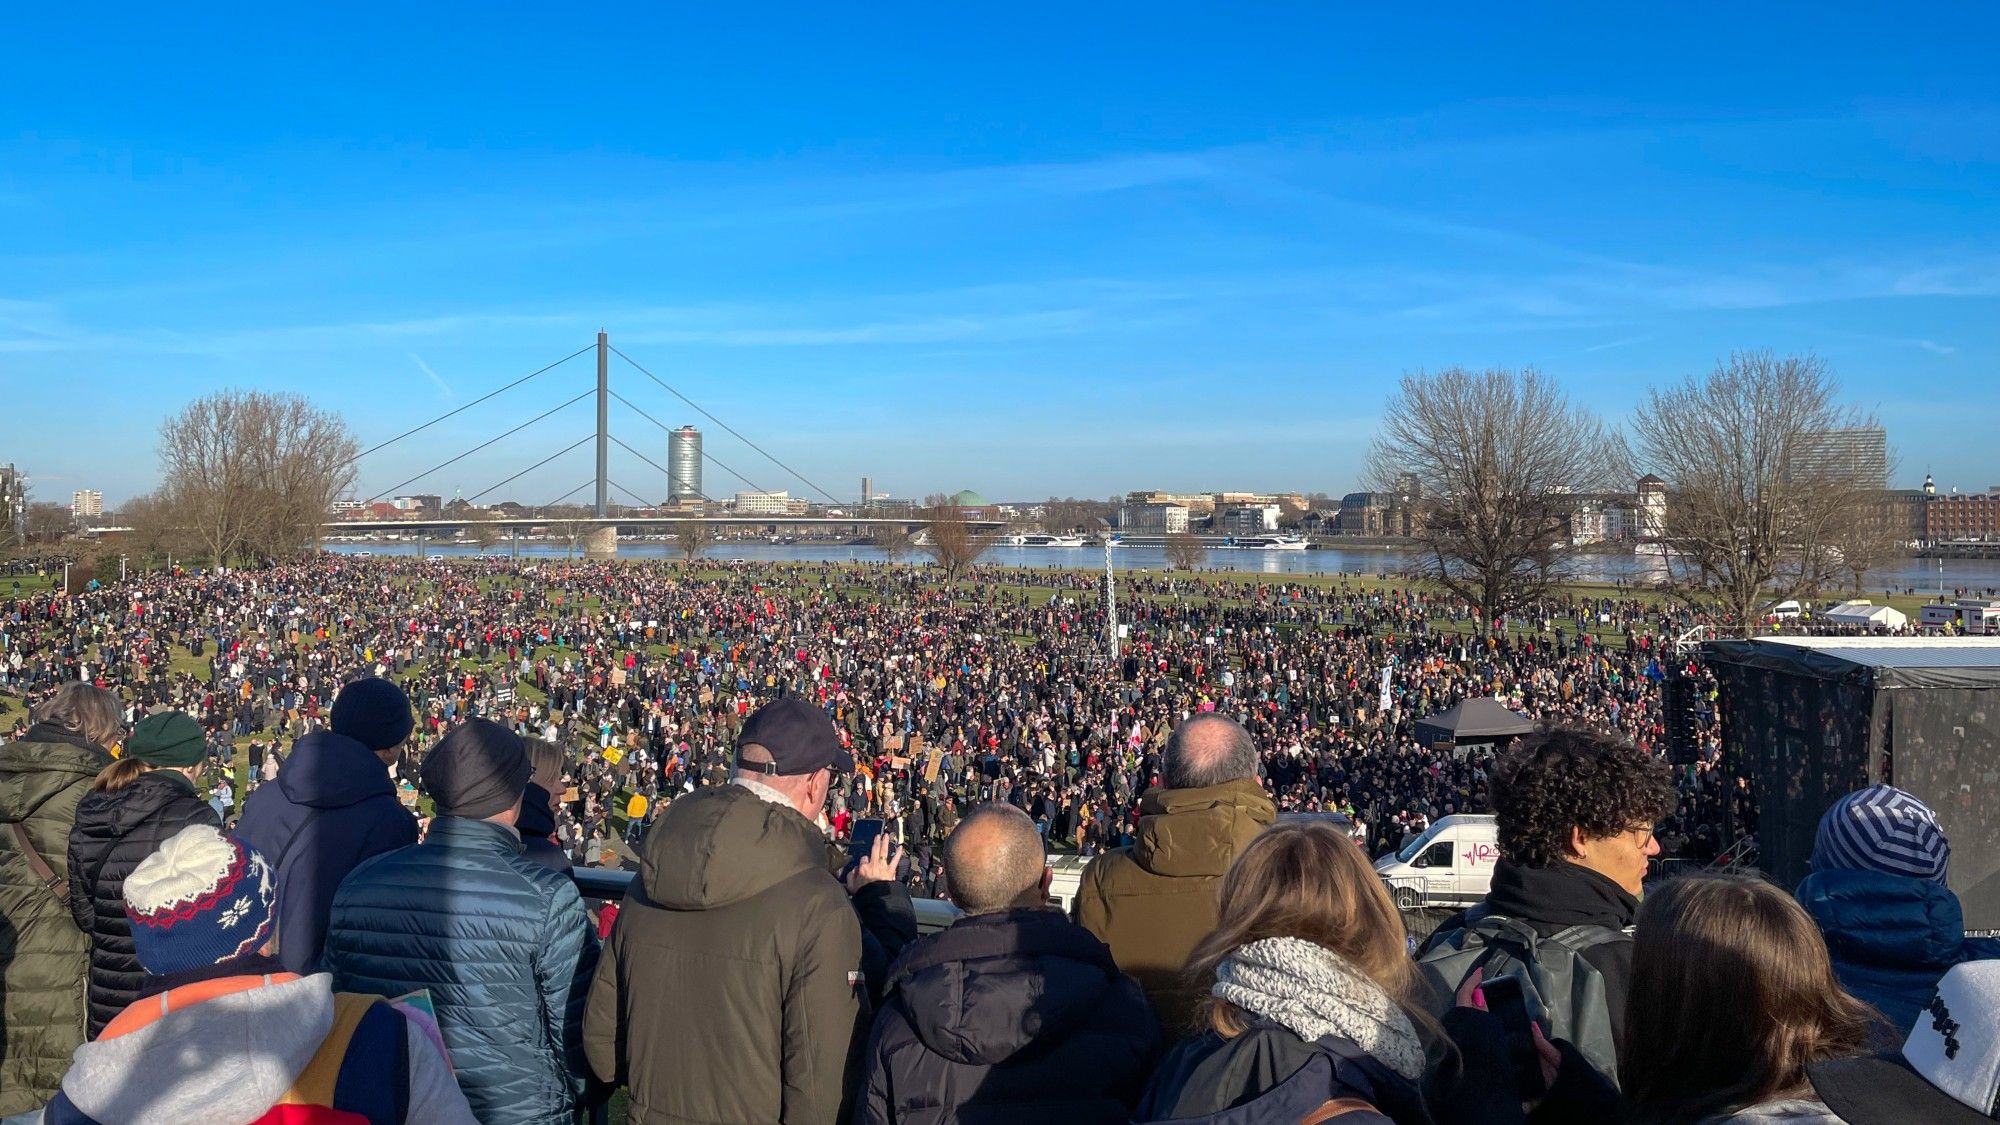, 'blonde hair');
1186,819,1424,1038
92,758,151,793
524,736,566,794
32,683,124,750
